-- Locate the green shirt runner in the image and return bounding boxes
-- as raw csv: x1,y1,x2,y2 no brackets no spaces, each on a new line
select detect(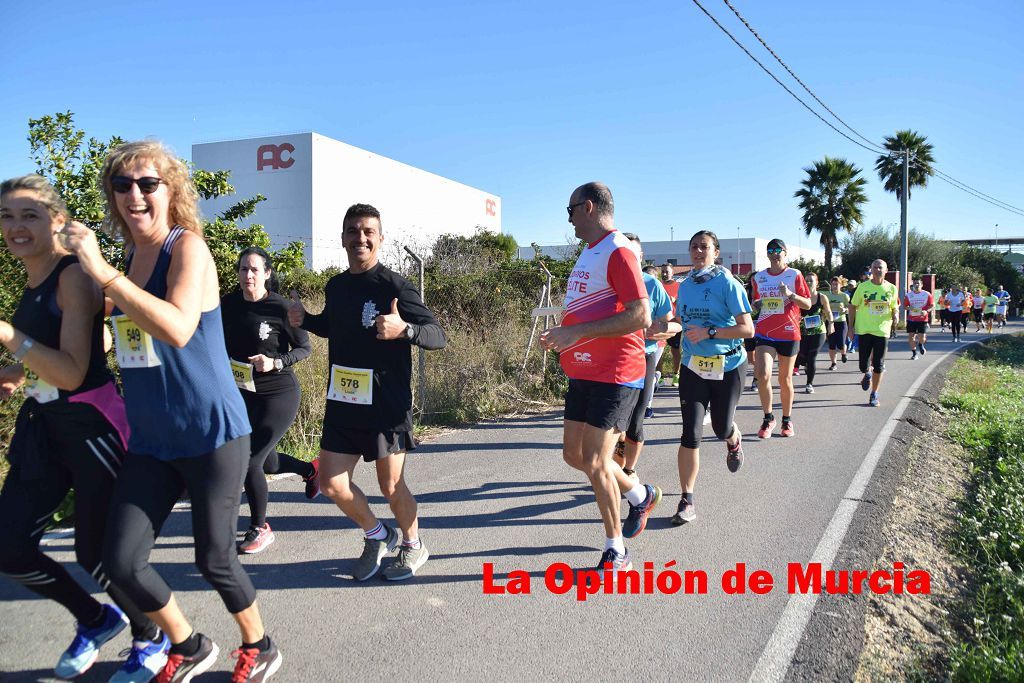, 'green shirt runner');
851,280,899,337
